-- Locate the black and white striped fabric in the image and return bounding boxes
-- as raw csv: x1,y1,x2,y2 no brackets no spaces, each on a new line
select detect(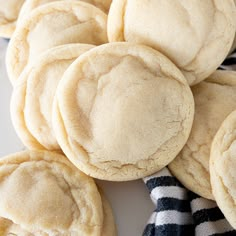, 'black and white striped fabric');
219,51,236,71
143,168,235,236
143,168,194,236
143,49,236,236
